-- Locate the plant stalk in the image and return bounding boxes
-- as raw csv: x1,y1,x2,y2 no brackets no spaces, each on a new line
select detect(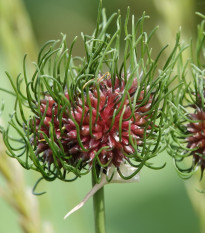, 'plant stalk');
92,170,106,233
